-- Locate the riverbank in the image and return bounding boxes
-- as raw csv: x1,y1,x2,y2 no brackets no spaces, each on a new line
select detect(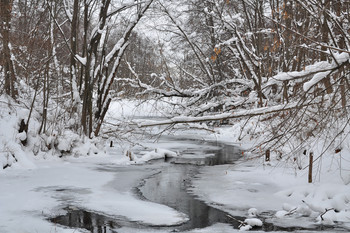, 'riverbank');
168,126,350,231
0,150,190,233
1,98,350,232
164,124,350,231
